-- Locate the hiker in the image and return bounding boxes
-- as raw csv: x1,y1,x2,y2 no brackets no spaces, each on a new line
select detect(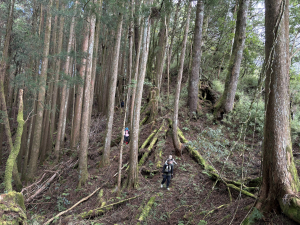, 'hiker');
164,155,177,166
161,159,173,190
124,127,130,144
